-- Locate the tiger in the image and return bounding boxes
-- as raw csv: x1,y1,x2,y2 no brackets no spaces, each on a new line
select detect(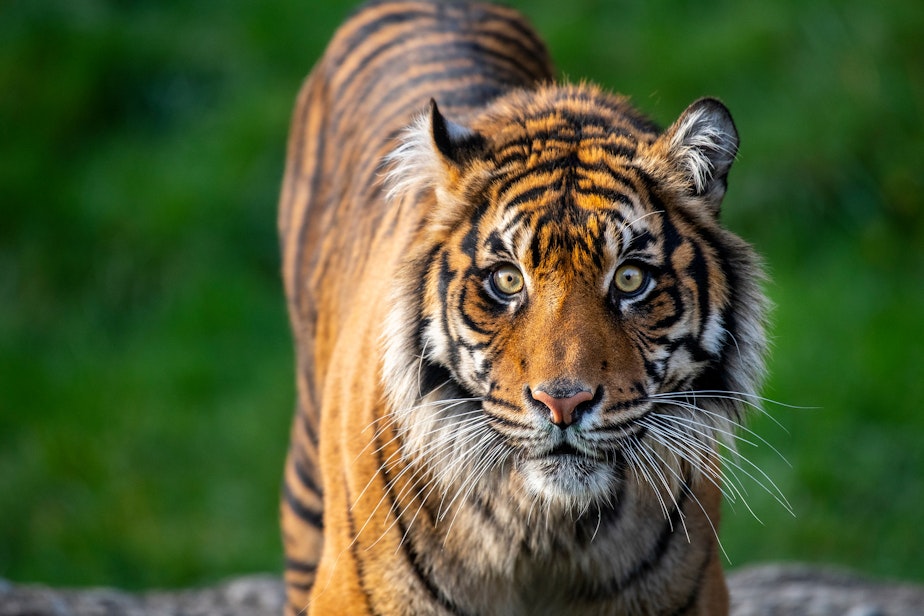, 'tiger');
278,0,769,614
